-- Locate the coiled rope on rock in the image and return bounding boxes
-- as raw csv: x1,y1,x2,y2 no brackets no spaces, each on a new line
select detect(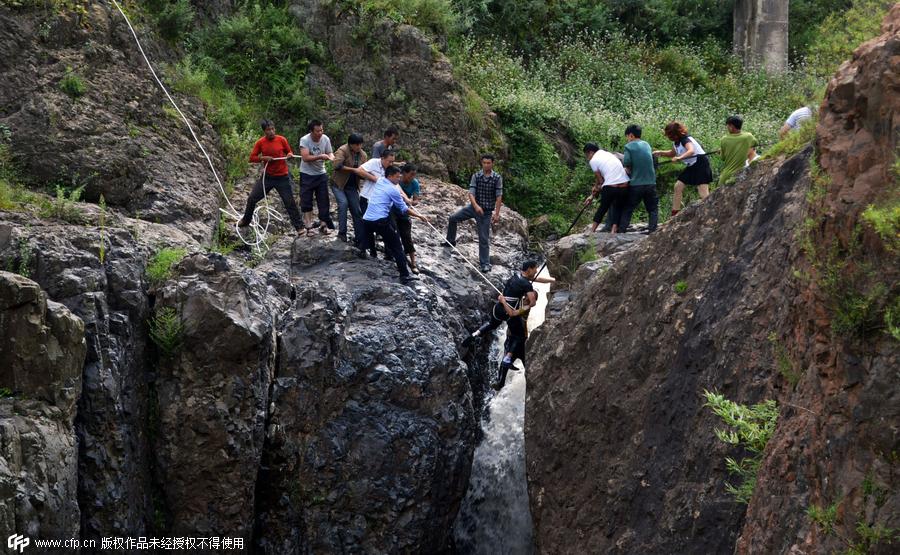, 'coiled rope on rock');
110,0,279,255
